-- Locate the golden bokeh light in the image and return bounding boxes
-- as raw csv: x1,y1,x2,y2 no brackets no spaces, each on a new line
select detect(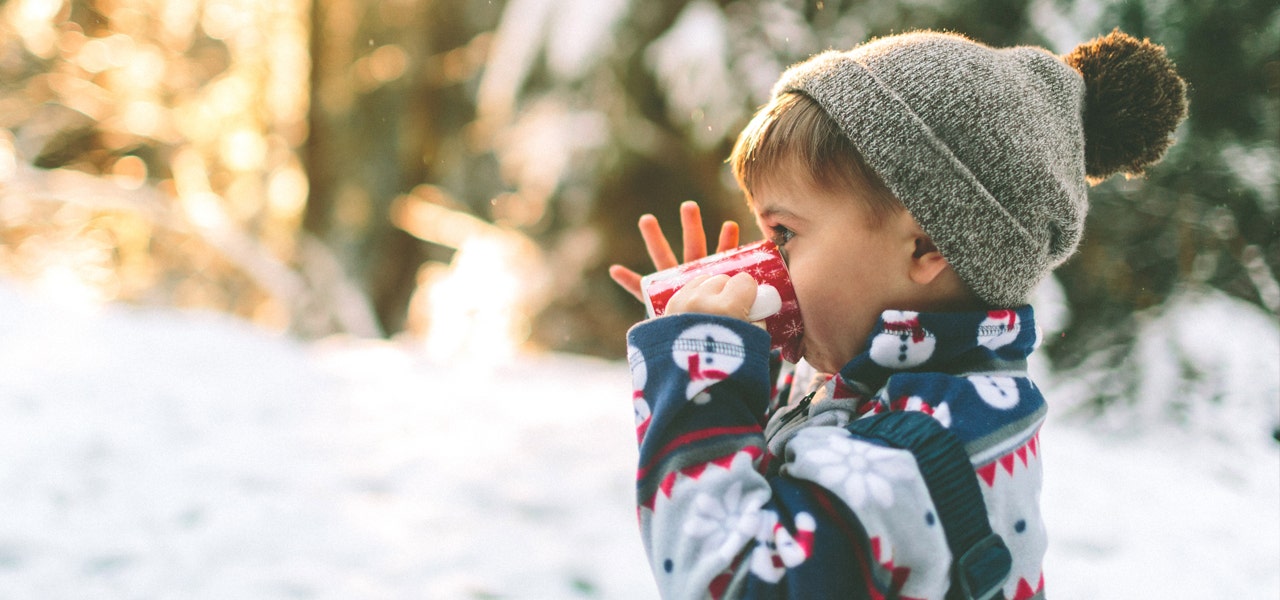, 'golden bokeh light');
1,0,311,329
108,155,147,190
